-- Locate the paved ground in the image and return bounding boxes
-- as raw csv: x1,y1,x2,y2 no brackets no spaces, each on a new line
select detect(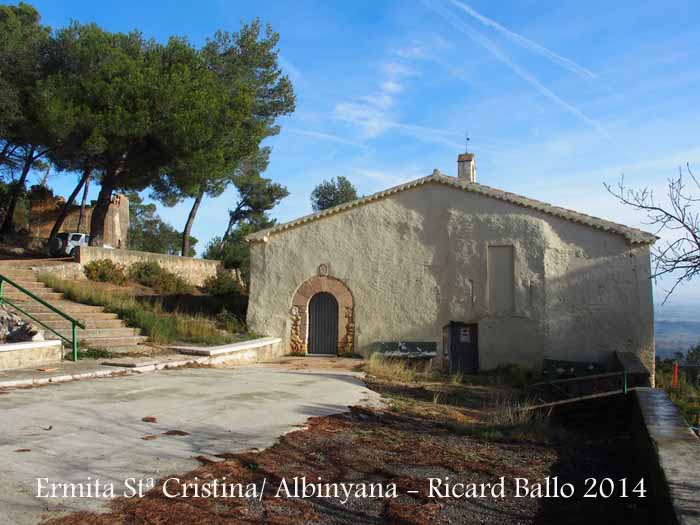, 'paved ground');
0,364,380,524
